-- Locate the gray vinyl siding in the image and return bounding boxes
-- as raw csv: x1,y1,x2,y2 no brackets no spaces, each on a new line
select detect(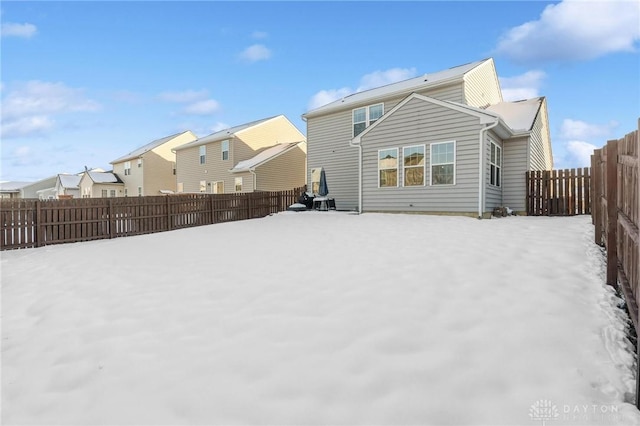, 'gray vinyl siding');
484,132,503,210
21,176,58,198
305,82,465,210
360,97,483,213
463,59,503,108
502,136,528,212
